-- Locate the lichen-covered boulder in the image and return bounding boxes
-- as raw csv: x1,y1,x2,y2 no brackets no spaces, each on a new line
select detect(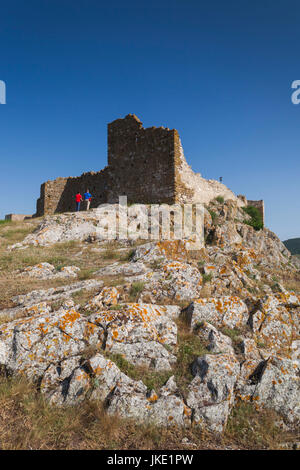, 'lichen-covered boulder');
132,240,193,263
0,307,101,380
41,353,138,406
16,262,80,279
237,356,300,425
86,286,121,309
42,352,192,427
251,294,300,356
132,260,202,303
183,296,249,330
88,303,179,370
187,354,240,433
194,321,235,354
96,261,148,278
107,374,191,426
0,301,52,322
11,279,103,308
